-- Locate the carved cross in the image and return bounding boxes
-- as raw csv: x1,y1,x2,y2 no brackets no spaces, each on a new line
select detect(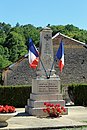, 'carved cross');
44,34,51,41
